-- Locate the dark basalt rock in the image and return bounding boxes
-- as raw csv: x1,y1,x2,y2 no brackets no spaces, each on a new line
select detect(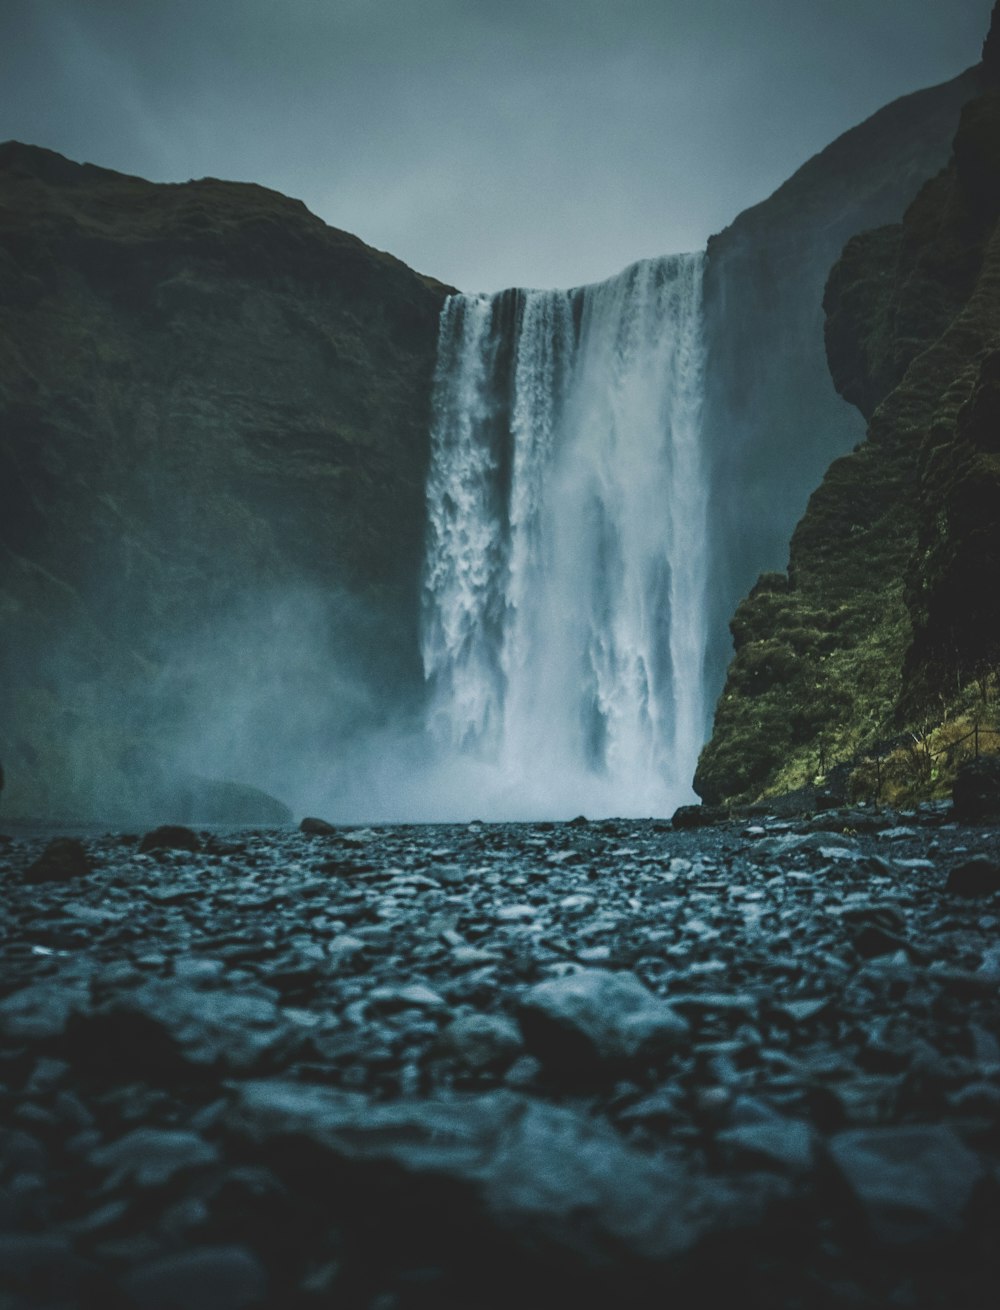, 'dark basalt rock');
437,1013,524,1071
23,836,92,883
299,816,338,836
138,825,201,854
953,756,1000,822
119,1245,267,1310
226,1081,723,1273
88,1128,220,1188
0,144,449,825
0,1234,97,1306
946,857,1000,896
698,62,1000,814
671,803,727,829
2,802,1000,1304
516,969,688,1070
827,1124,985,1244
173,777,292,827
